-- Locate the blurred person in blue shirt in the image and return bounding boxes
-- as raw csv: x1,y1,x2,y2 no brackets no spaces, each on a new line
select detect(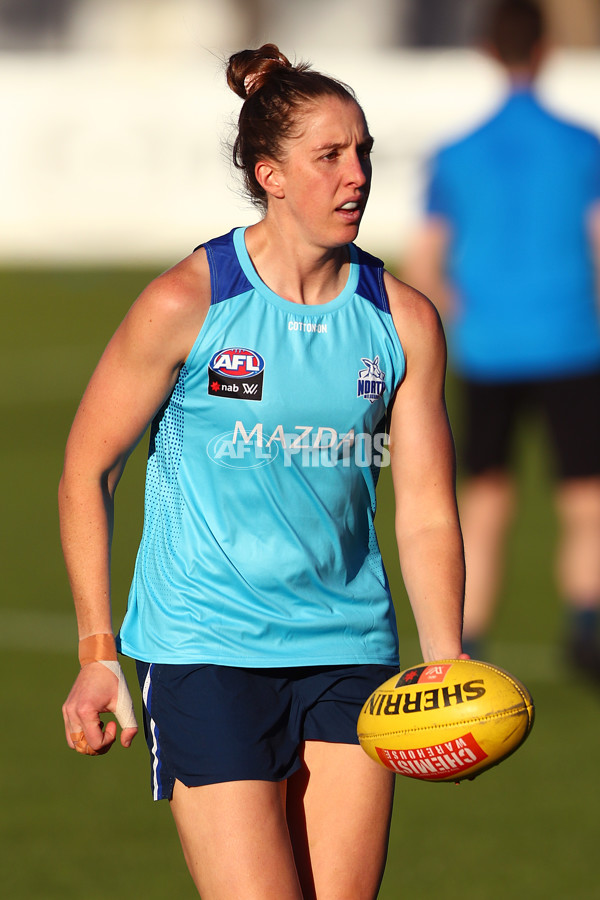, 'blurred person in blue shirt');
405,0,600,682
